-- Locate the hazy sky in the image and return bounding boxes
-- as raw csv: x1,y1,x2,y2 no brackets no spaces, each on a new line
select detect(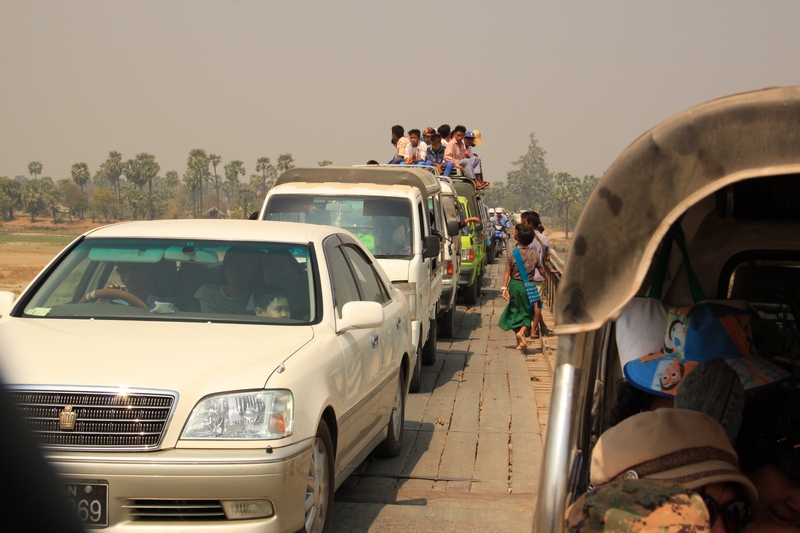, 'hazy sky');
2,1,800,185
